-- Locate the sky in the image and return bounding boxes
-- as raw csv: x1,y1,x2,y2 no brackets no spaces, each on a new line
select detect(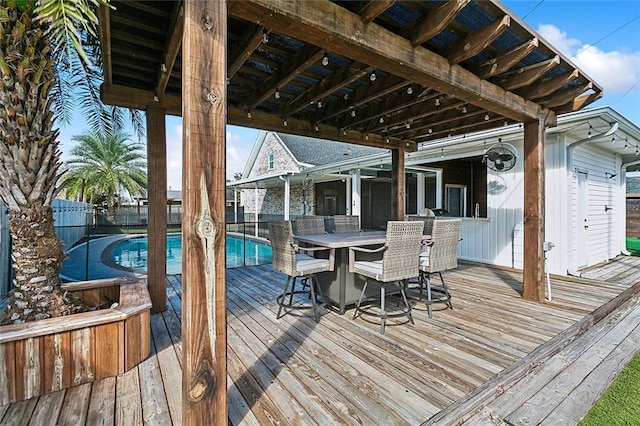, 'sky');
57,1,640,191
